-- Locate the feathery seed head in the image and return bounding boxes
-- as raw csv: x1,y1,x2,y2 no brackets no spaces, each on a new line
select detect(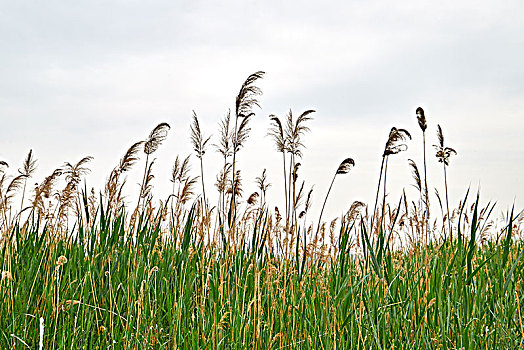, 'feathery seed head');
384,127,411,156
144,123,170,155
434,124,457,166
336,158,355,175
416,107,427,132
57,256,68,266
